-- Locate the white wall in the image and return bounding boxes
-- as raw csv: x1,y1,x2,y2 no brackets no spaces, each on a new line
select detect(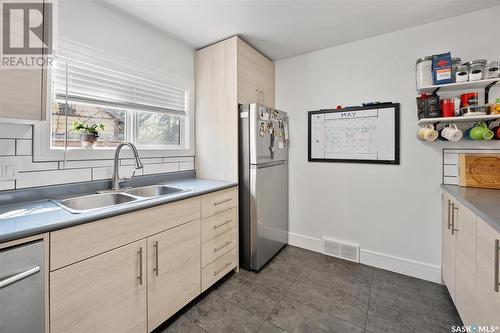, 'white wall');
0,1,195,191
57,0,194,79
275,6,500,282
